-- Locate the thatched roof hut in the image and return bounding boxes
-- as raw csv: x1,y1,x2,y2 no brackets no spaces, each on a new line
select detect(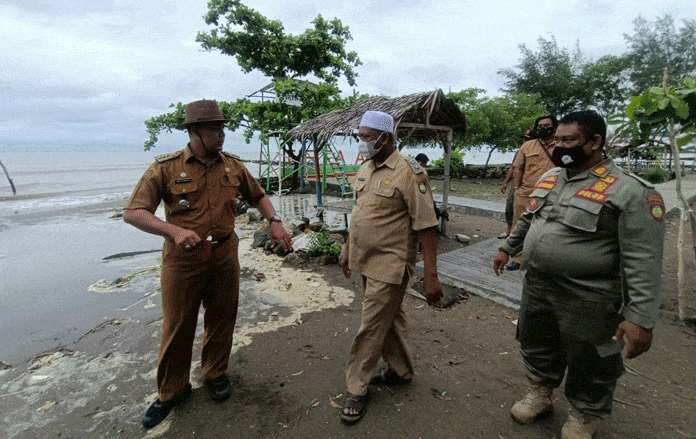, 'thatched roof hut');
287,89,467,147
287,89,467,234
